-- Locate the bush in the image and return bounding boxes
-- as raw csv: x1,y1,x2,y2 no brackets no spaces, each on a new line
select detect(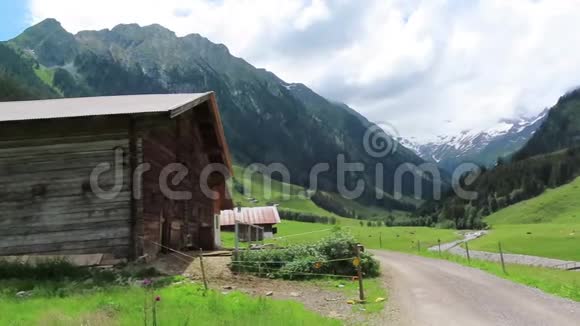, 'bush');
435,220,456,229
232,231,380,279
0,259,88,281
0,258,124,286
